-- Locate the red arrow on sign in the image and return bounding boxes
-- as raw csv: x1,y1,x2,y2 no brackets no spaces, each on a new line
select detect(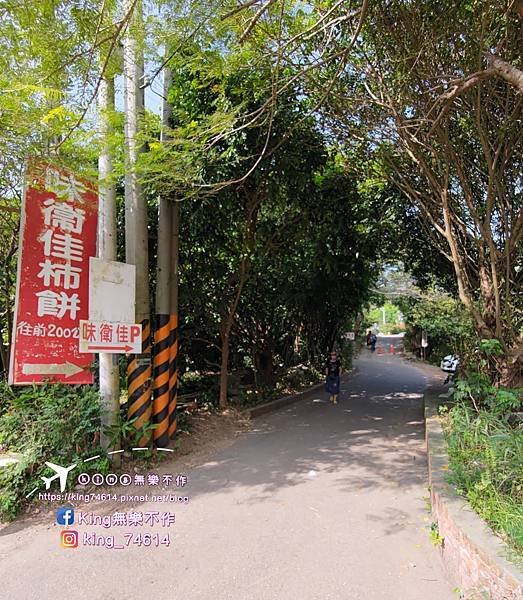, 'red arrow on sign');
87,344,134,353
